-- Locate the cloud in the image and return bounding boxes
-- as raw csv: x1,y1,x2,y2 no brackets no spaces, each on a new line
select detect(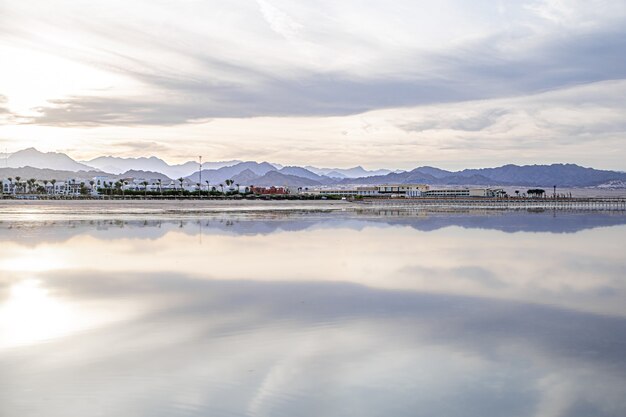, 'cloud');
0,95,12,116
2,0,625,126
391,80,626,156
3,266,626,416
113,140,171,154
400,109,509,133
28,96,212,126
0,0,624,169
256,0,304,41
